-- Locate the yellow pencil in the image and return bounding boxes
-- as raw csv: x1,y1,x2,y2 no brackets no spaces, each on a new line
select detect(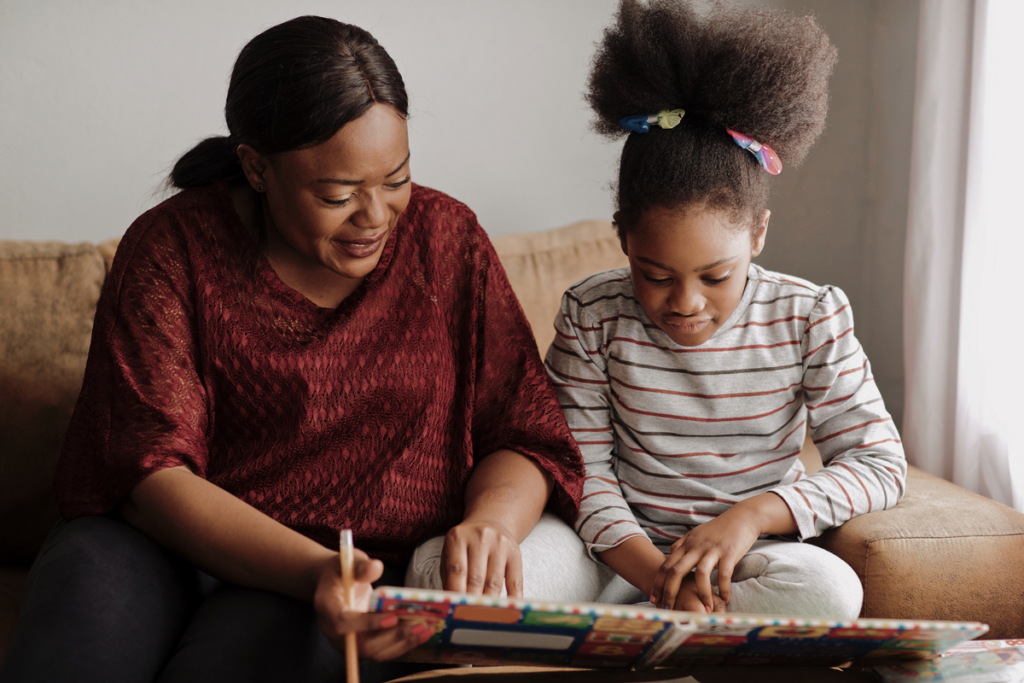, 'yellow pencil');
339,529,360,683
